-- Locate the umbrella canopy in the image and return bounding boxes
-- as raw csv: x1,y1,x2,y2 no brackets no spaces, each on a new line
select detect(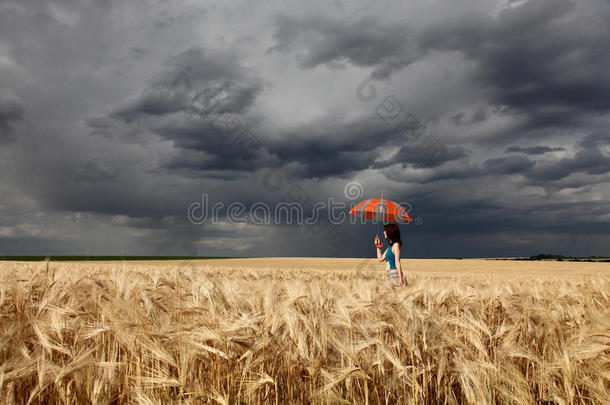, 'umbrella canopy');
349,194,413,223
